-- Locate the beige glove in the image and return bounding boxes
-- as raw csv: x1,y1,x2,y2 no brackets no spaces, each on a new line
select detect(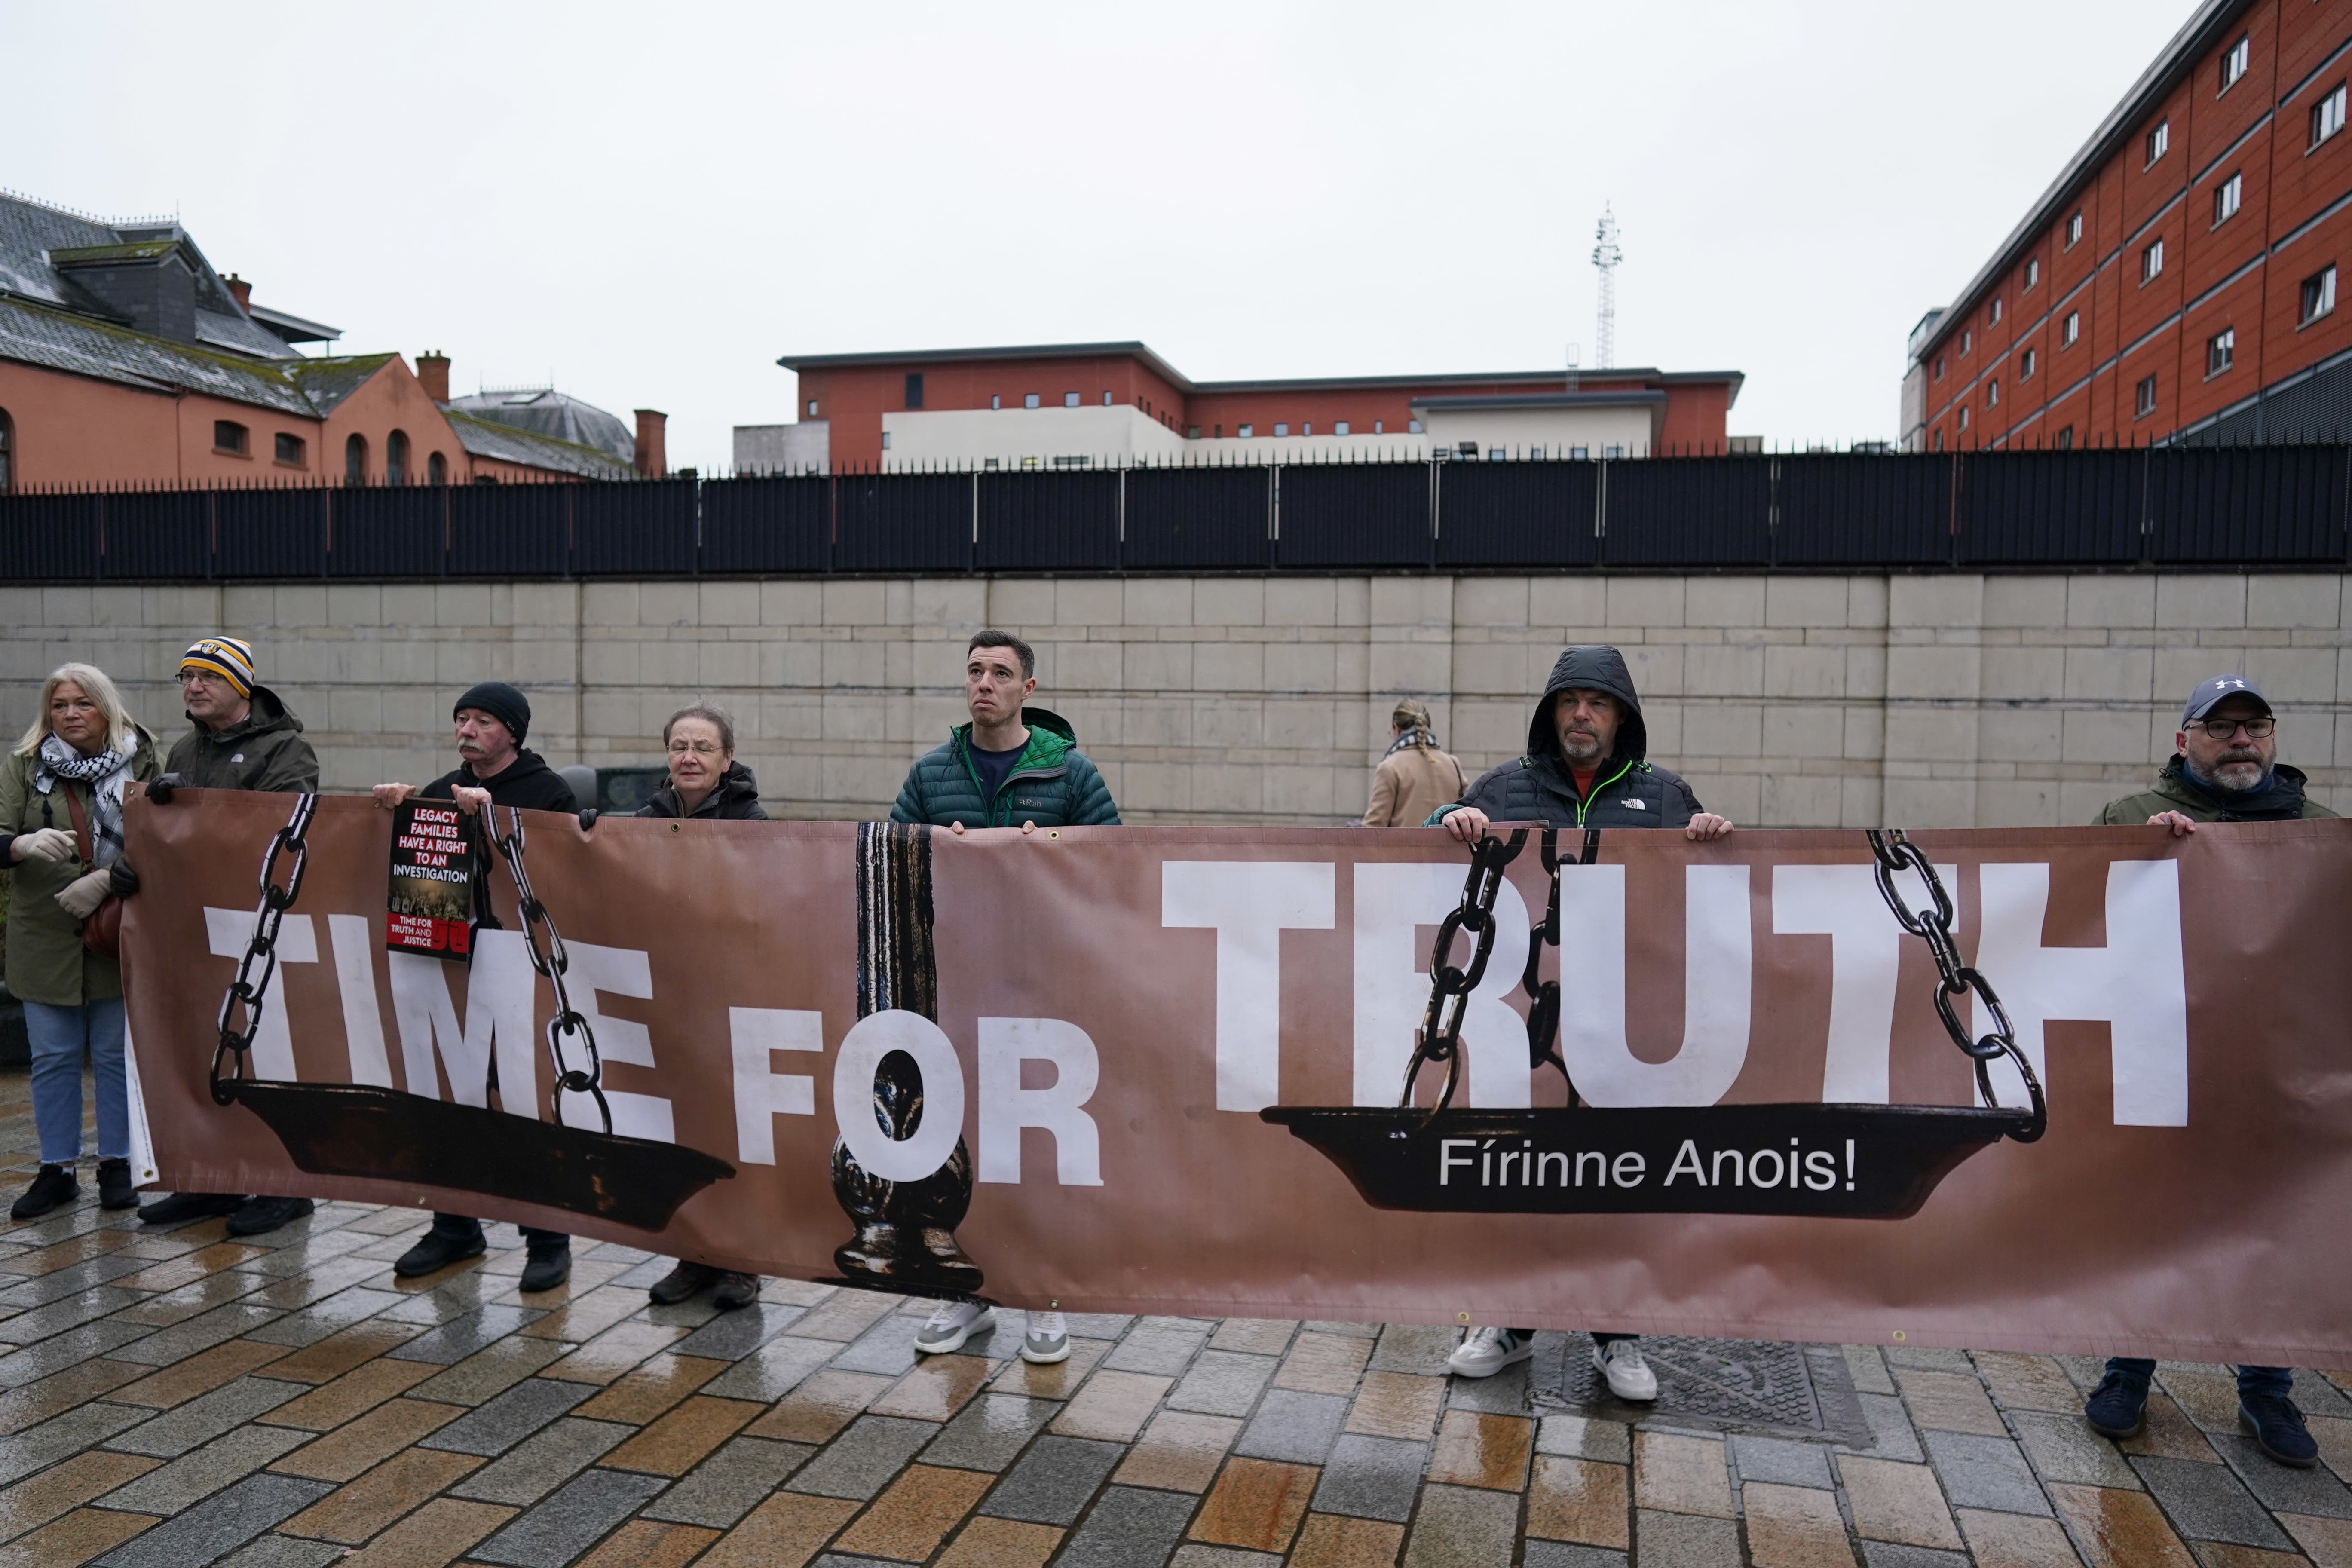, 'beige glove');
55,869,114,921
11,827,76,864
